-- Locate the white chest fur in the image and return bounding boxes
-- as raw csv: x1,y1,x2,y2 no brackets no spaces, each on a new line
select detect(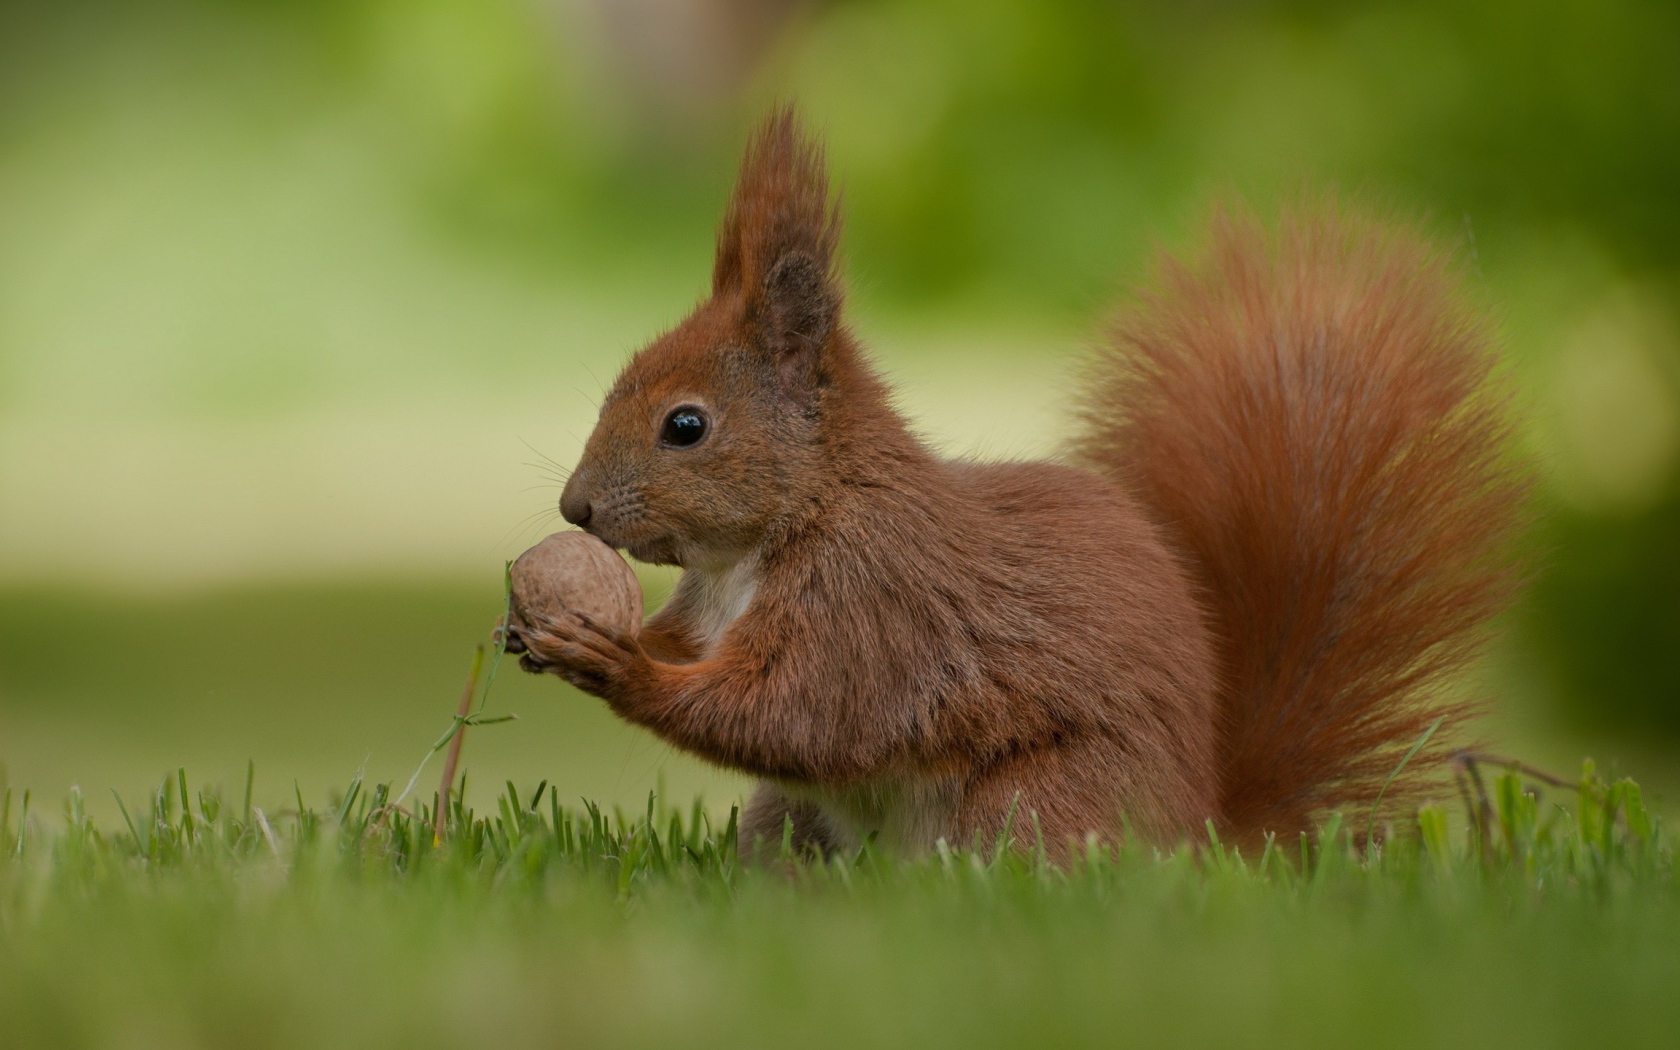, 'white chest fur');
680,552,761,658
